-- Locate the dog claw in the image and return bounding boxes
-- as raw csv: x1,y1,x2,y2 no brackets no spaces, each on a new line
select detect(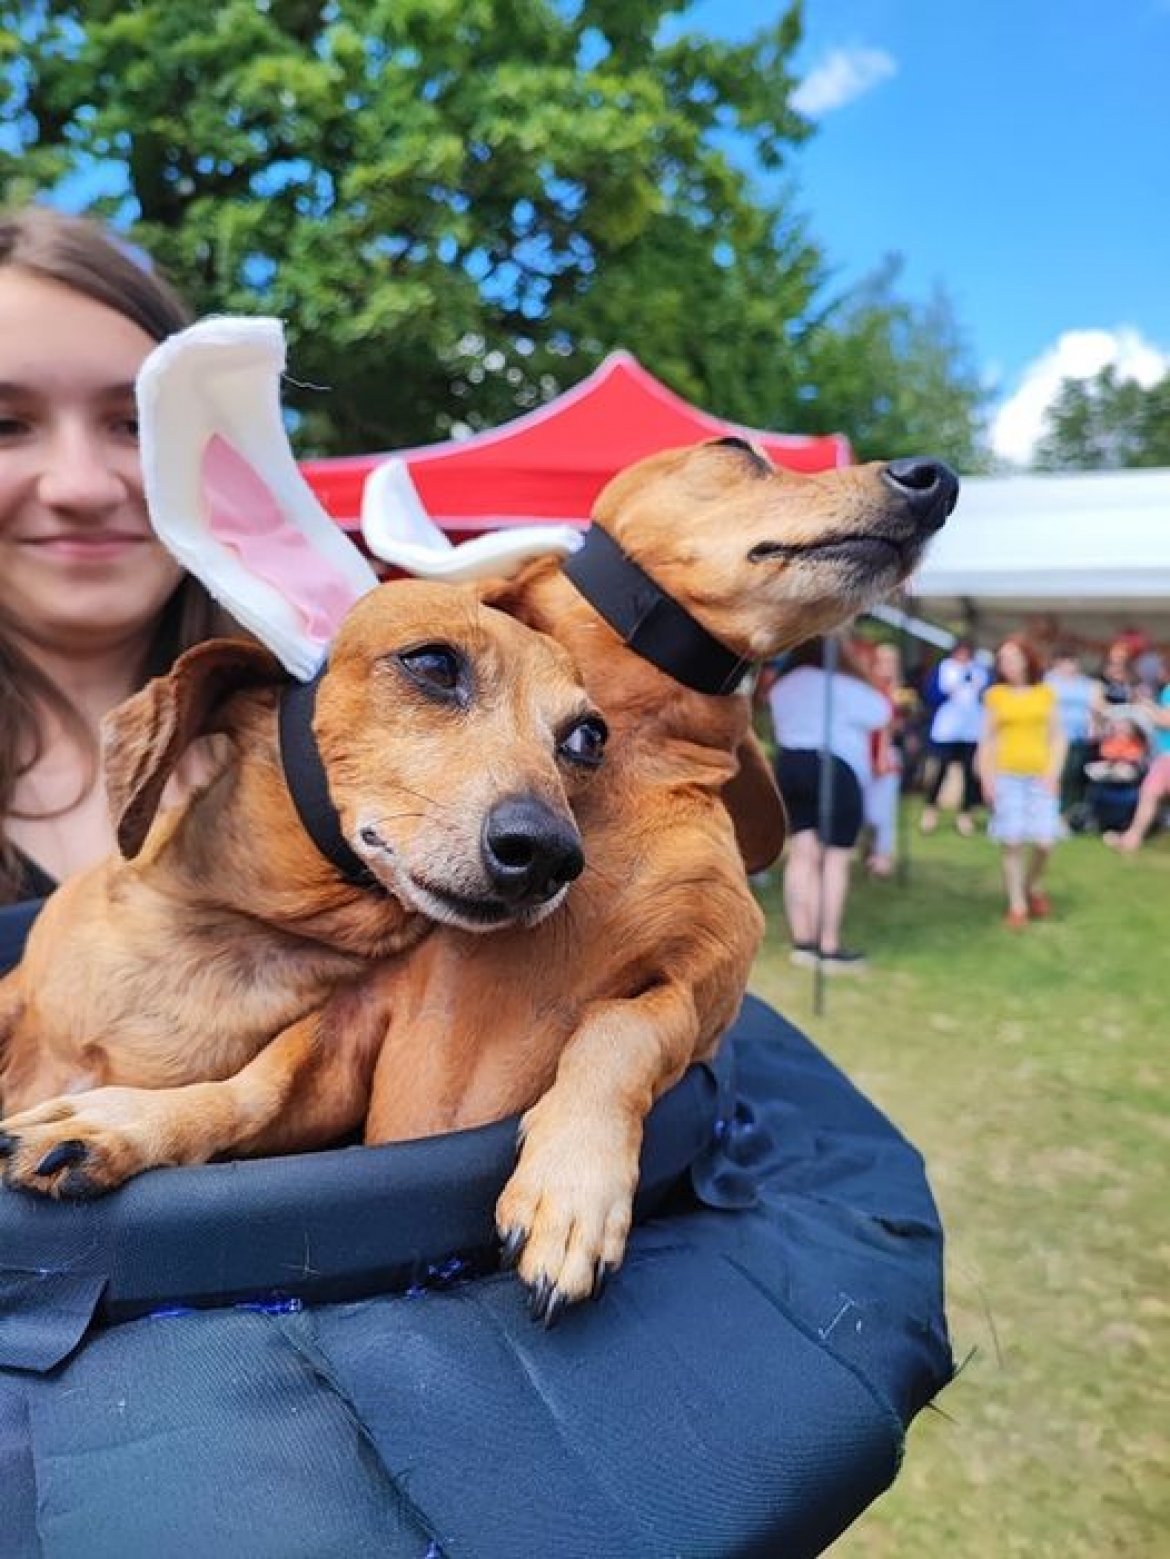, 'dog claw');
526,1275,550,1322
540,1290,567,1329
527,1275,567,1329
591,1260,615,1302
34,1139,89,1177
55,1166,100,1201
499,1227,526,1270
